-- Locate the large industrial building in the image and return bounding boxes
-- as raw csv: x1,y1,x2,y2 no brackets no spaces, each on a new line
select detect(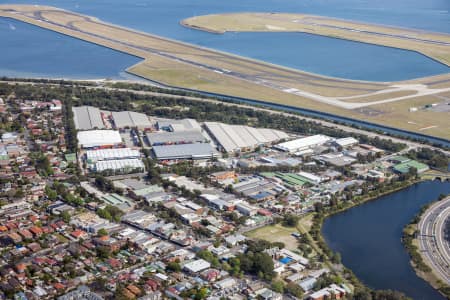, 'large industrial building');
85,148,140,163
333,137,358,148
156,118,201,132
72,106,105,130
146,130,207,146
204,122,288,153
111,111,152,129
77,130,123,149
94,159,145,174
152,143,218,160
274,135,331,153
